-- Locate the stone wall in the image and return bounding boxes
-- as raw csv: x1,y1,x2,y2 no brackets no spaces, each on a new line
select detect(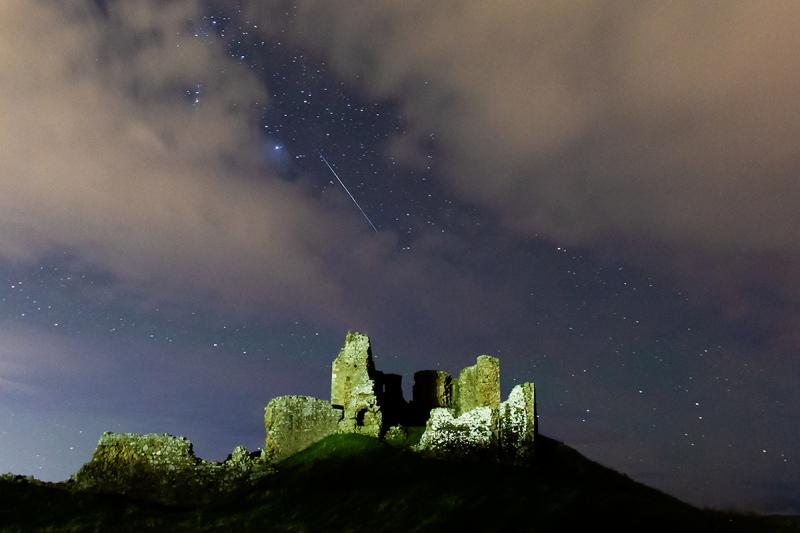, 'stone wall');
70,432,271,505
416,407,498,458
453,355,501,416
331,331,383,436
499,383,537,464
264,396,344,462
70,332,538,506
415,357,535,462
